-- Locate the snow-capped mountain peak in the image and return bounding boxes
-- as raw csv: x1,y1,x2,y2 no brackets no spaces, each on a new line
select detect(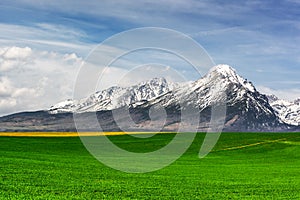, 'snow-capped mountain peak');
208,64,256,93
209,64,236,77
